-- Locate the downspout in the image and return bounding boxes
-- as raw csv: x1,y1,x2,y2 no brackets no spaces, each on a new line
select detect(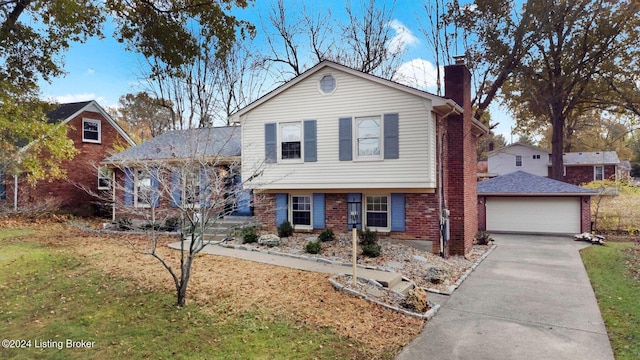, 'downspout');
13,174,18,211
437,107,459,258
111,168,116,223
